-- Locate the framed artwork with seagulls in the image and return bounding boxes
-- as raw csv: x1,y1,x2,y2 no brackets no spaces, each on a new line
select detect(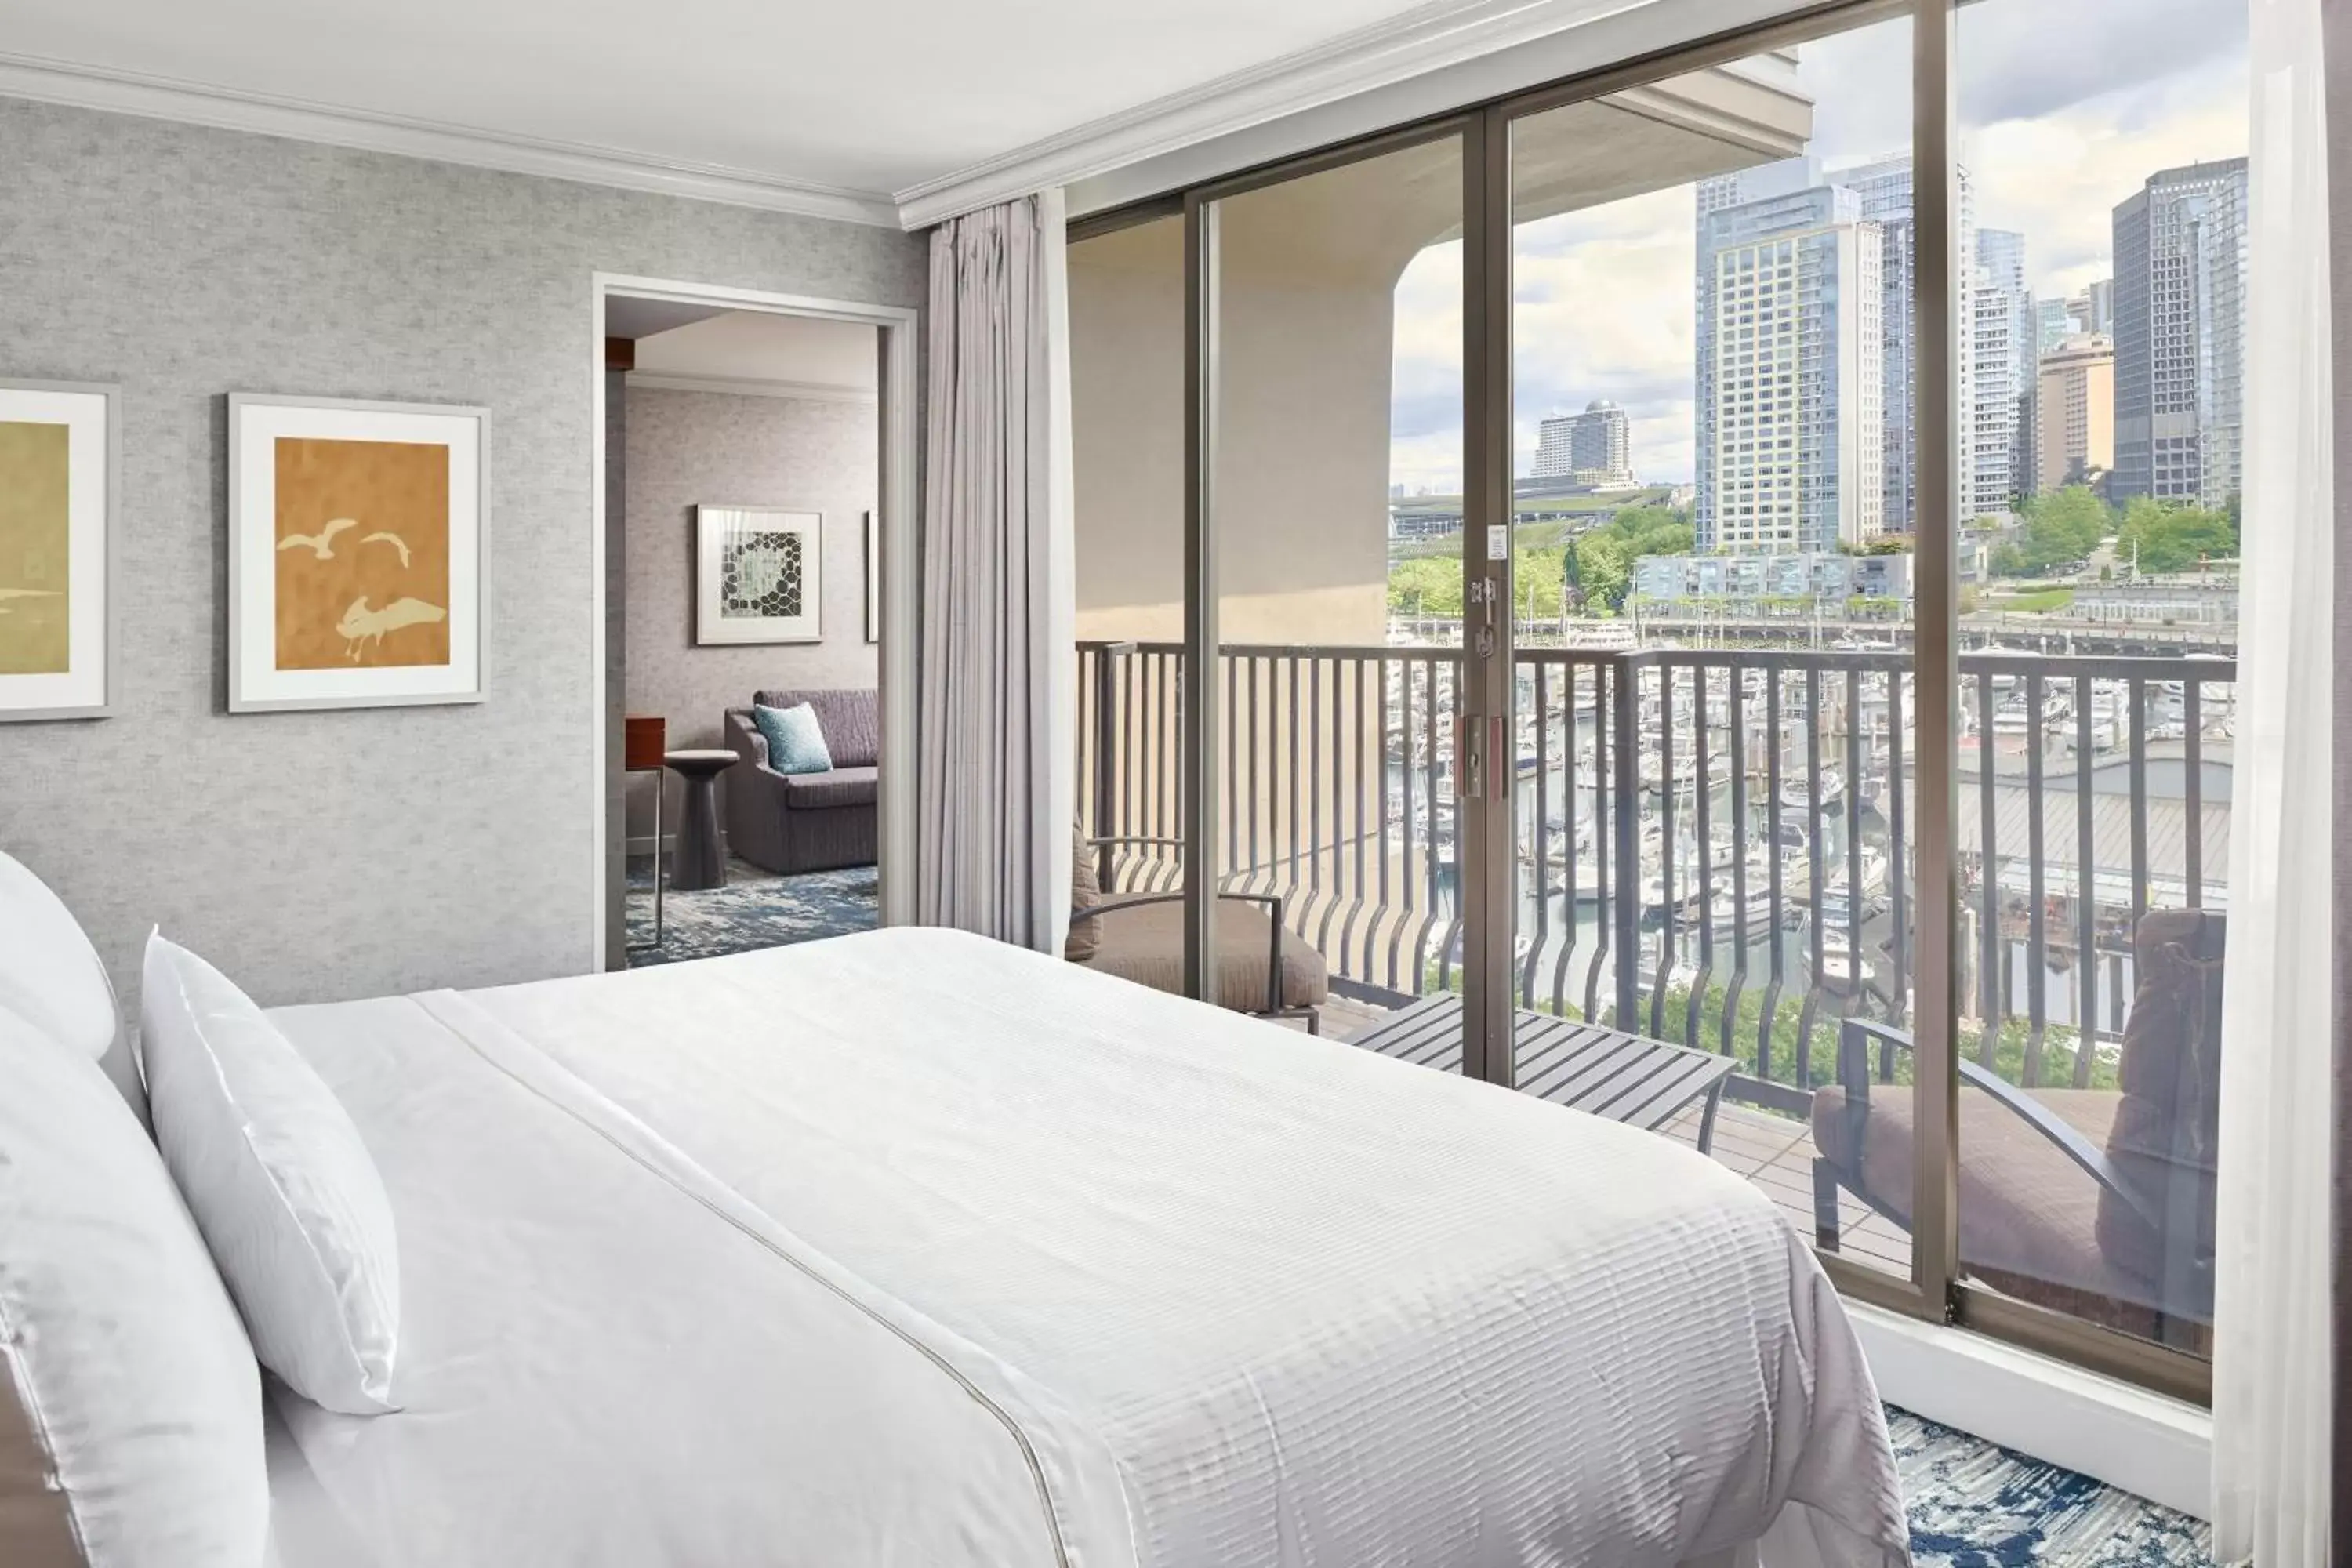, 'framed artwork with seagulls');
228,392,489,713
